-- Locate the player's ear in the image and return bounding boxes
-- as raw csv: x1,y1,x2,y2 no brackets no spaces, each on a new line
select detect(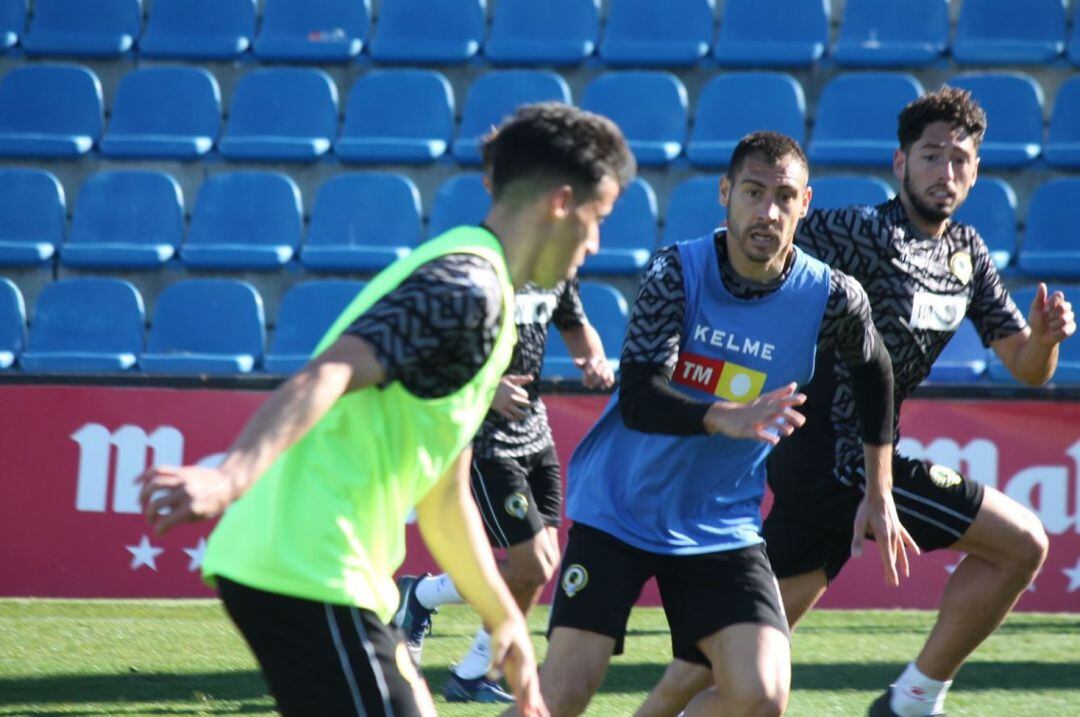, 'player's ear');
548,184,574,220
719,176,731,208
800,185,813,217
892,148,906,183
